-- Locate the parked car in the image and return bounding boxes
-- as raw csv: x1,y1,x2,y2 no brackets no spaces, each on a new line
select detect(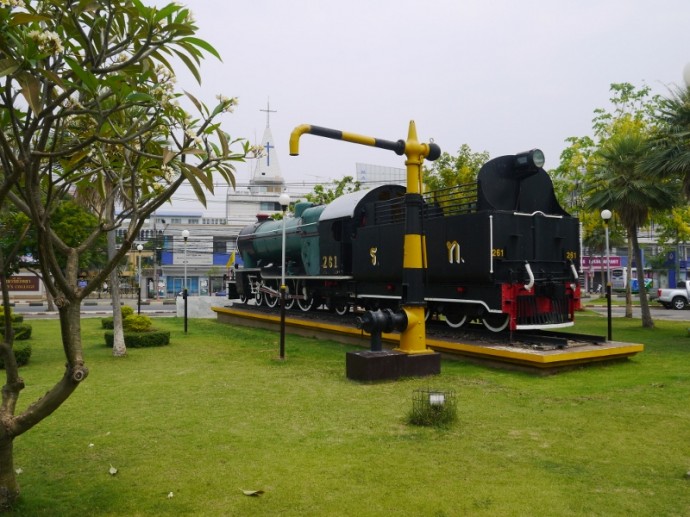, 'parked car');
657,280,690,310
